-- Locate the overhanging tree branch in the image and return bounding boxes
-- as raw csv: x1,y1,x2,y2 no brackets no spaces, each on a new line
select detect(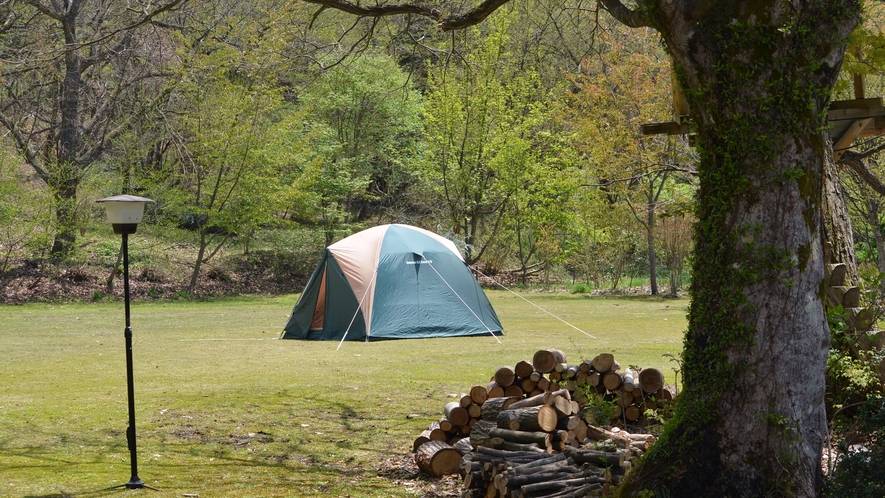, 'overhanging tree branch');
300,0,514,30
596,0,649,28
